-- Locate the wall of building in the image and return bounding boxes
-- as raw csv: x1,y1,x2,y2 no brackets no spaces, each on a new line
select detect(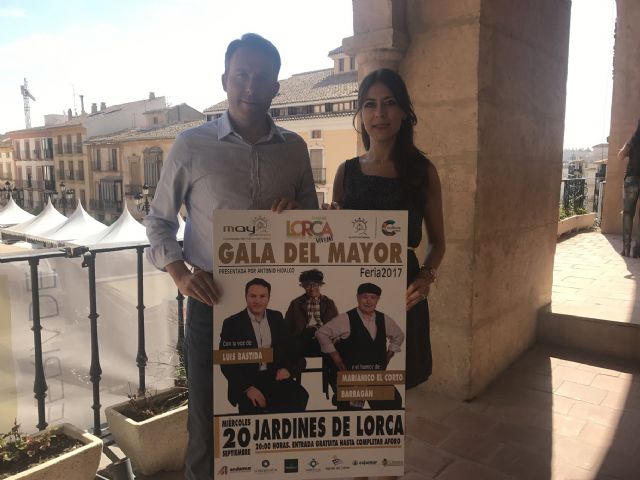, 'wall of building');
277,116,358,203
602,0,640,233
349,0,571,399
84,97,167,138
